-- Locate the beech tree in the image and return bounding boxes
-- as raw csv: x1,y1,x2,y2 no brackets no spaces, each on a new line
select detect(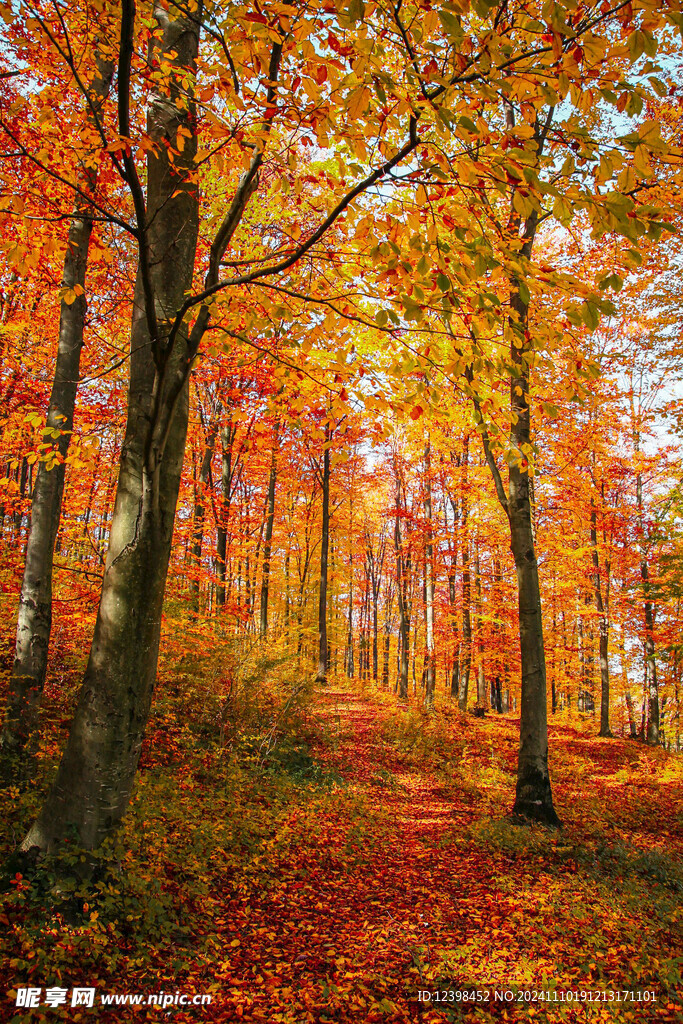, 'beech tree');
9,0,424,856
